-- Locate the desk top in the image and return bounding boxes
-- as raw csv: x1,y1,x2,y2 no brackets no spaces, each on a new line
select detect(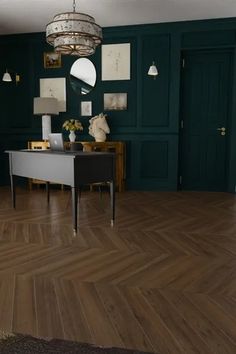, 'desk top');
6,149,115,186
6,150,114,158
